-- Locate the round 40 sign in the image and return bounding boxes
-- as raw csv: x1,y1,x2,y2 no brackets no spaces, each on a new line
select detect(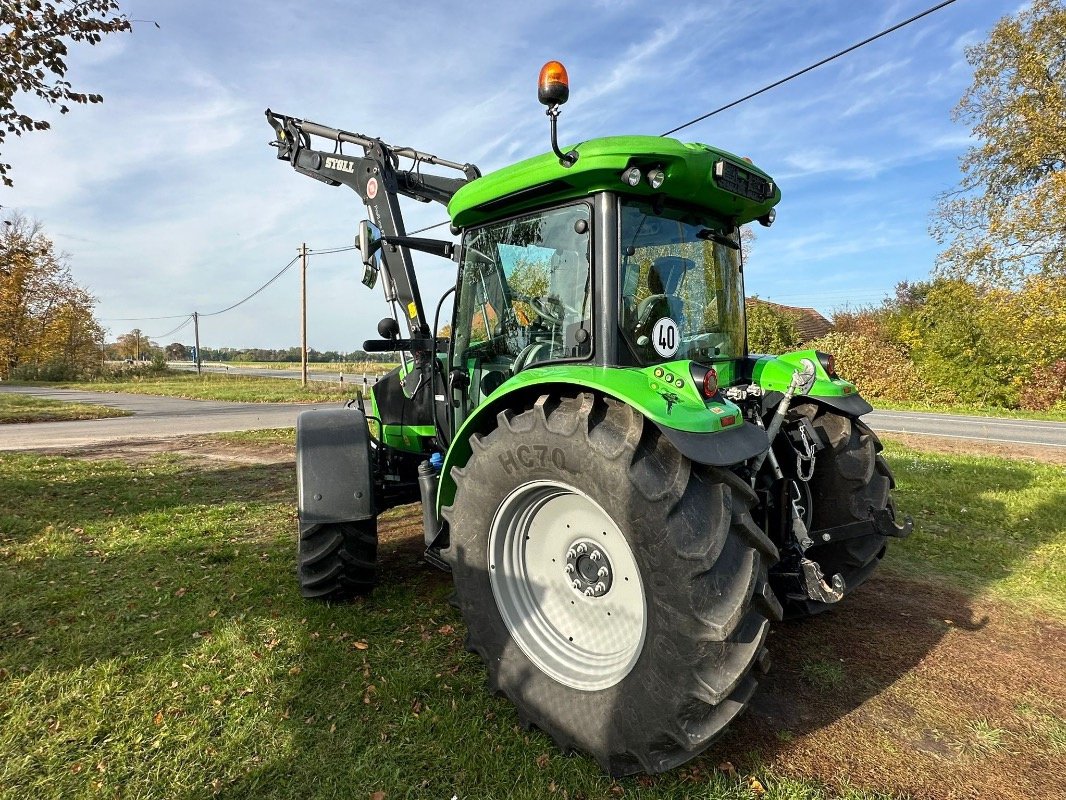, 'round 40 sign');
651,317,679,358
